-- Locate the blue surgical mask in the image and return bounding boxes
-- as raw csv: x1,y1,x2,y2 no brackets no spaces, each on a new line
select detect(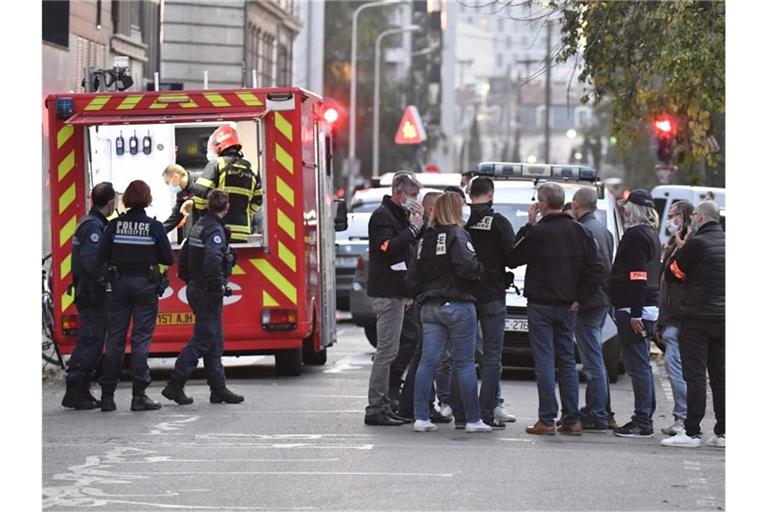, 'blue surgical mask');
169,184,182,195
